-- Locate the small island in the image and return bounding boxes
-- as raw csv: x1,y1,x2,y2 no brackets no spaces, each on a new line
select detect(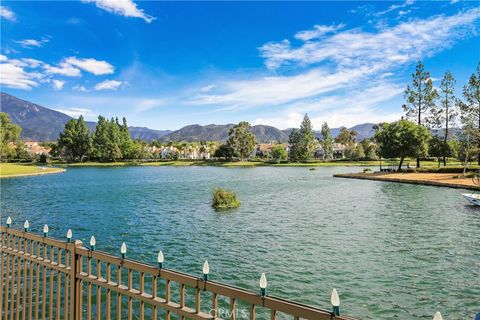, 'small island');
212,188,241,209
